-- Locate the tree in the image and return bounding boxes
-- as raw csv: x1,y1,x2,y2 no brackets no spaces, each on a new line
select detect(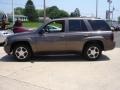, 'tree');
36,9,44,17
70,8,81,17
14,7,24,15
37,6,69,19
74,8,80,17
59,10,69,18
46,6,59,19
24,0,38,21
118,16,120,24
46,6,69,19
70,12,75,17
